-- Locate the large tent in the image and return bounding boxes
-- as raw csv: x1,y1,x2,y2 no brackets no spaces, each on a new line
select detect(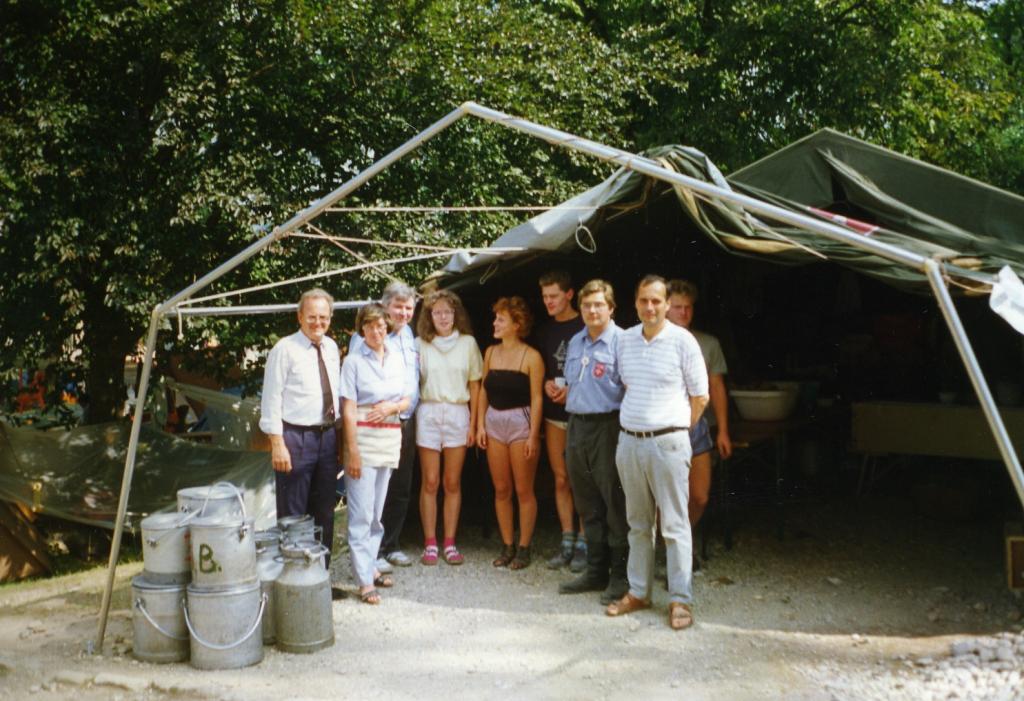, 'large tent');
94,103,1024,648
